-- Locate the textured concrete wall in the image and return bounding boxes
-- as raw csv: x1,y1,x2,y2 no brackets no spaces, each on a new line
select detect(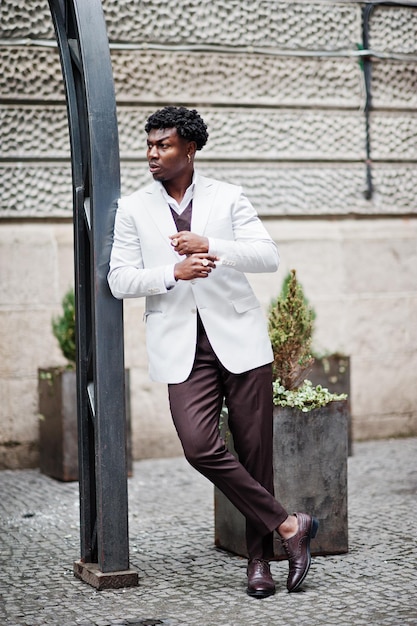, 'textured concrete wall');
1,1,417,467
